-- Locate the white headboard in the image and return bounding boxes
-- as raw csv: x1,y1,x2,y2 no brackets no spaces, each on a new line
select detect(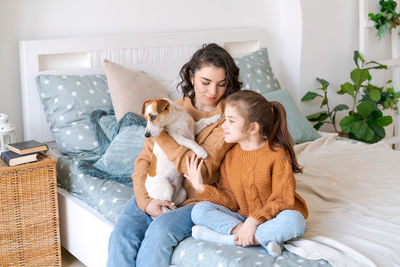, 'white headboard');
19,28,278,142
